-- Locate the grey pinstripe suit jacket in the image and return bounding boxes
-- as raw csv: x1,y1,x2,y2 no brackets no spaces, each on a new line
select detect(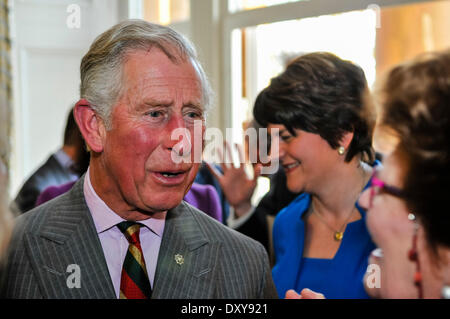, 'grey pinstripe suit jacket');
0,177,278,299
